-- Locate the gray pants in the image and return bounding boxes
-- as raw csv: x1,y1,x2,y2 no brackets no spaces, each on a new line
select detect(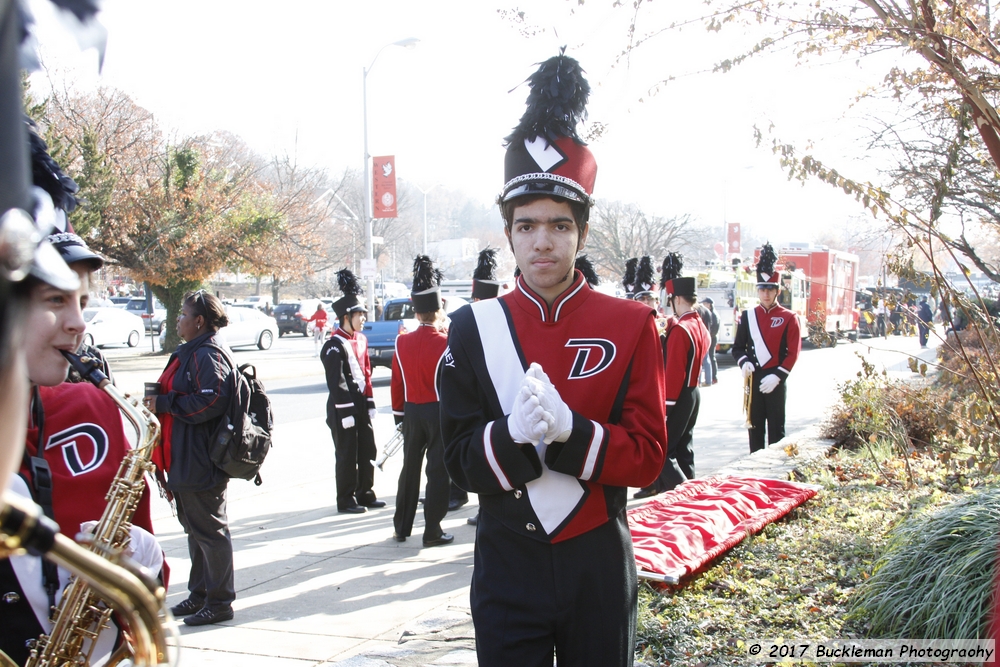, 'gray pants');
174,482,236,611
